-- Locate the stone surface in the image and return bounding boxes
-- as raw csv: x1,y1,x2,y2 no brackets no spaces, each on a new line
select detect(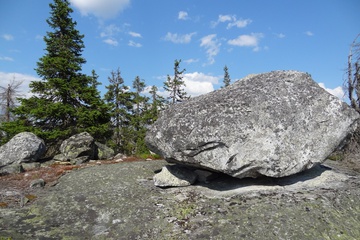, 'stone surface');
95,142,115,160
30,179,45,188
59,132,95,162
0,132,46,167
154,165,197,187
146,71,360,179
0,160,359,239
0,164,24,175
